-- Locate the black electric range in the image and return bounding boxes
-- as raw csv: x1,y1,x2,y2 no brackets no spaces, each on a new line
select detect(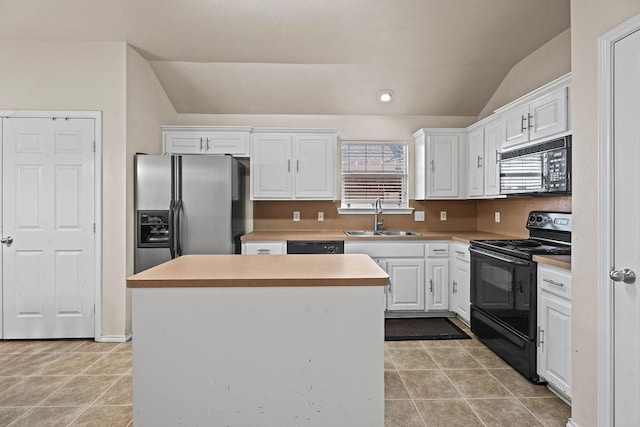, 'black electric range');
469,211,571,382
